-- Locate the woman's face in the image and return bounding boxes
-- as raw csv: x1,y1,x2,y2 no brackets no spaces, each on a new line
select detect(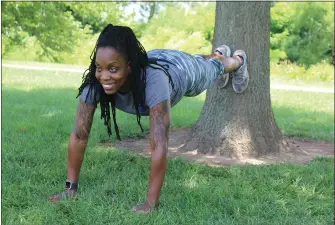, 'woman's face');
95,47,130,95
